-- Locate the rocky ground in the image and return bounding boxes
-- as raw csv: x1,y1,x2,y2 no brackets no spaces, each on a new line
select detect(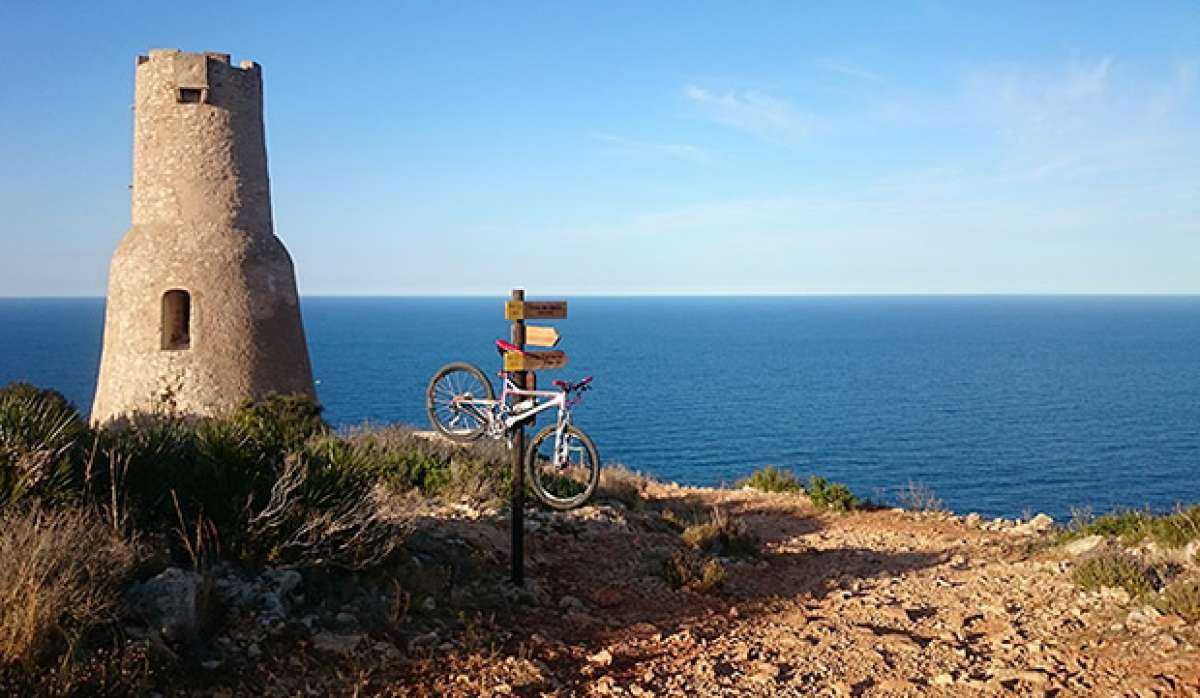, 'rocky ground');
148,484,1199,697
